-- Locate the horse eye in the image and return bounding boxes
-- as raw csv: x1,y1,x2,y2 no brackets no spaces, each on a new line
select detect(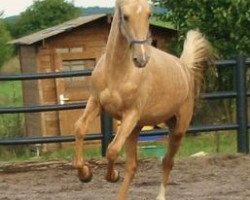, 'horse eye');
123,14,129,22
148,13,152,19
